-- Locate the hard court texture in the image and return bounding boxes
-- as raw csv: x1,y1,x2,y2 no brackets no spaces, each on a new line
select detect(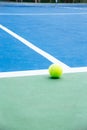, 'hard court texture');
0,72,87,130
